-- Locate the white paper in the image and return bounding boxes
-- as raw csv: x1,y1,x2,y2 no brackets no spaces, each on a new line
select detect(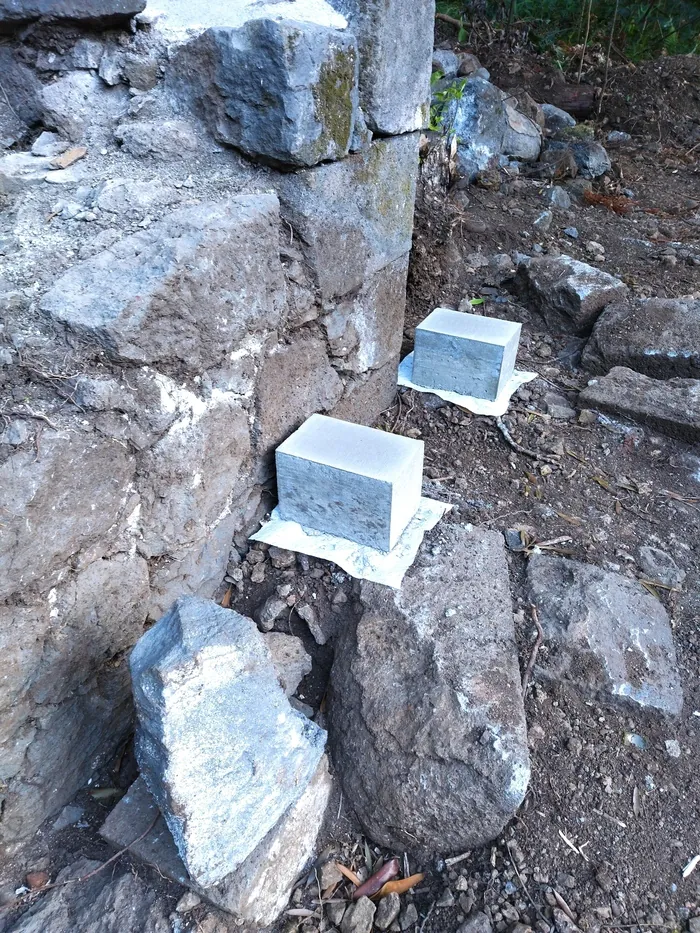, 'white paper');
398,352,537,417
250,498,450,589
